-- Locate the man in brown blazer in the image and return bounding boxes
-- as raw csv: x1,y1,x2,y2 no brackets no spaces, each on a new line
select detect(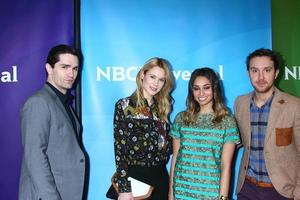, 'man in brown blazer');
234,48,300,200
